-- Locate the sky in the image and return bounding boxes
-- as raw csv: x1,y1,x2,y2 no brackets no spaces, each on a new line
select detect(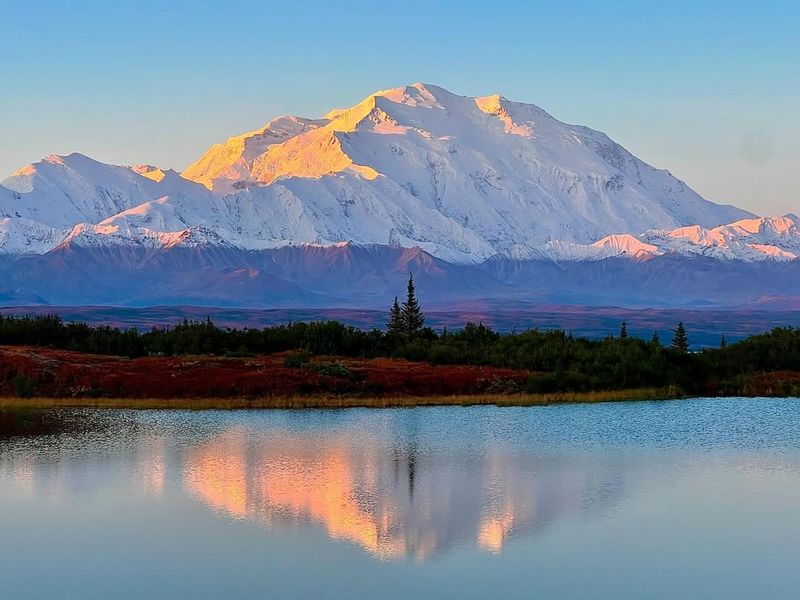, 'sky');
1,0,798,215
